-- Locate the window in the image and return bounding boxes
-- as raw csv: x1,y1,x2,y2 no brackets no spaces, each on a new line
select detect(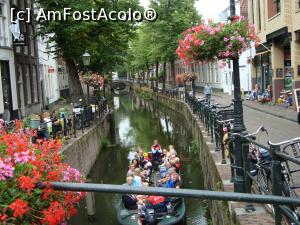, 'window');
0,2,8,47
25,65,32,105
298,0,300,8
258,0,261,30
0,3,3,16
268,0,280,18
29,25,35,56
32,66,38,103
